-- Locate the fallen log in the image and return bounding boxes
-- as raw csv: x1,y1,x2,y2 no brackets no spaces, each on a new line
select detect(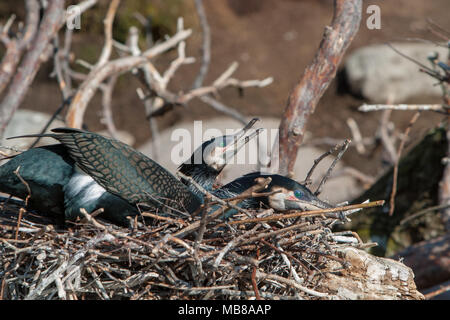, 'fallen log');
392,233,450,291
320,246,424,300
